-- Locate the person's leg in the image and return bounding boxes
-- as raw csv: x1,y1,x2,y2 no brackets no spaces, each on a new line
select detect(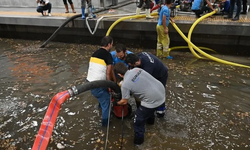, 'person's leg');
136,0,144,15
162,28,170,58
236,0,242,16
47,3,52,14
137,0,144,8
232,0,241,20
134,106,155,145
63,0,69,13
224,1,230,13
156,102,166,118
81,0,86,19
156,24,163,57
36,6,44,15
145,0,154,18
91,88,111,127
146,112,155,125
68,0,76,13
87,0,96,18
226,0,235,18
241,0,247,14
193,10,203,18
